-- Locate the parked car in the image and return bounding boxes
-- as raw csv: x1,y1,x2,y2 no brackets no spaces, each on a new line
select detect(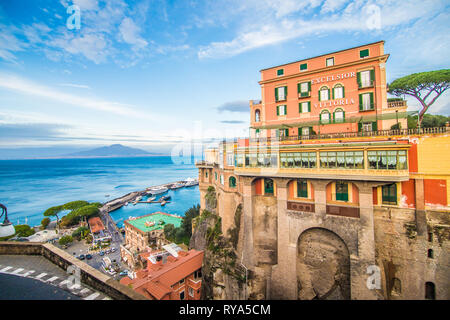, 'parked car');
86,254,92,260
78,254,85,260
105,248,111,254
99,251,105,256
111,247,116,253
119,270,128,276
